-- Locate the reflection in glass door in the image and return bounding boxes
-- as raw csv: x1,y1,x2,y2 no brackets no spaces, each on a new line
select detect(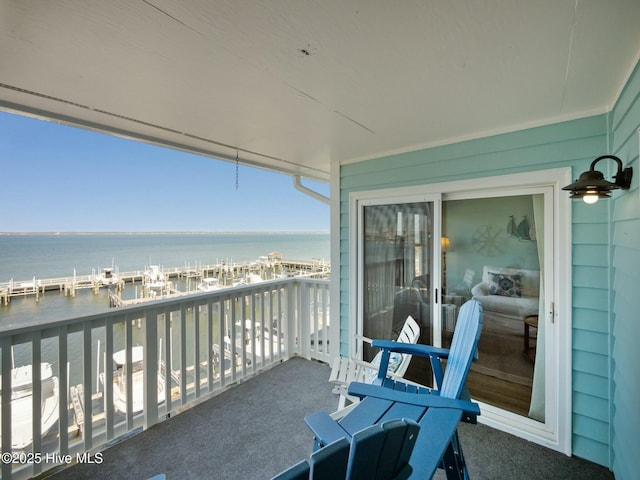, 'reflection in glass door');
358,194,547,419
441,195,544,420
360,202,435,370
